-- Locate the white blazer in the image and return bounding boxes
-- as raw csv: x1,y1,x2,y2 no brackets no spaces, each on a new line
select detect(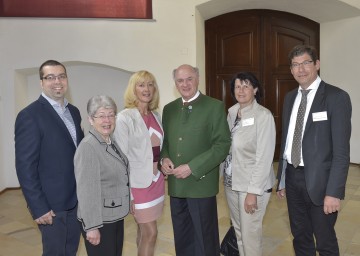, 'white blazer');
114,108,163,189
